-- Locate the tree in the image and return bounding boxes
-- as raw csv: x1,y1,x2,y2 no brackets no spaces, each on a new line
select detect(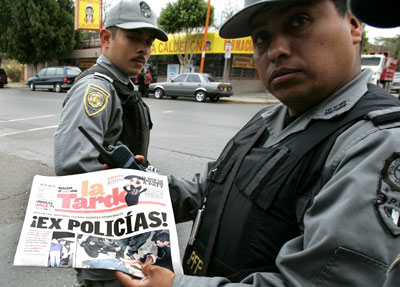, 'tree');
215,0,240,28
362,24,370,53
373,35,400,67
0,0,12,66
2,0,79,71
158,0,214,73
